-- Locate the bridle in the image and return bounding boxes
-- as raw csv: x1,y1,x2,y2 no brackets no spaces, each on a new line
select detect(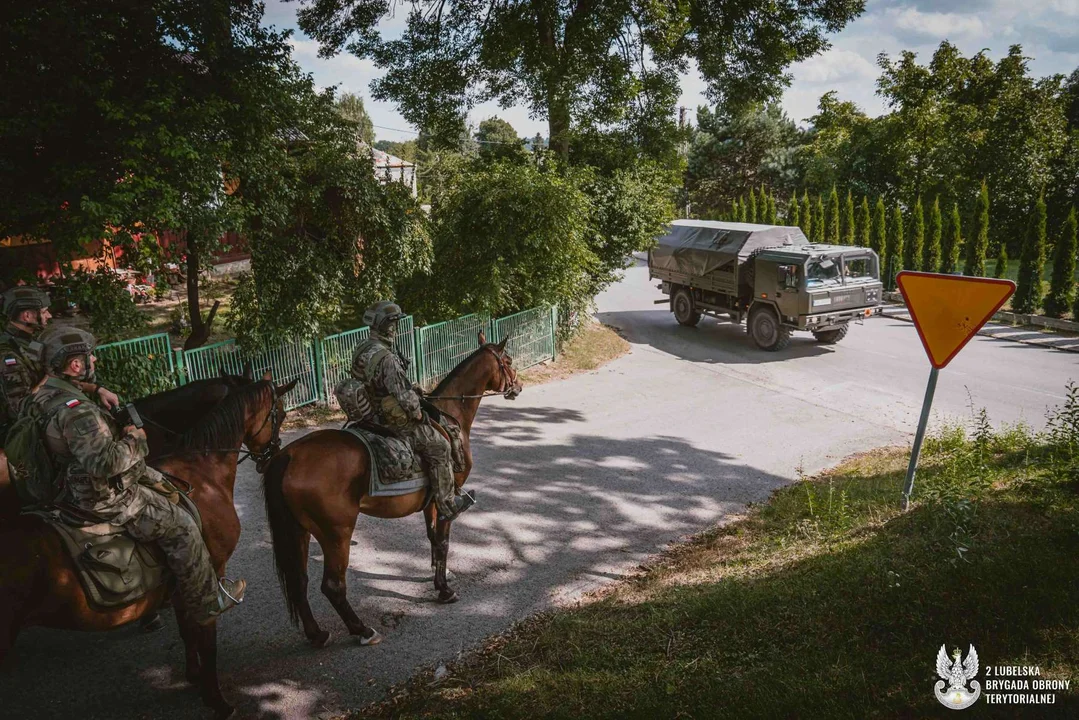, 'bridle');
150,382,283,470
432,346,520,401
